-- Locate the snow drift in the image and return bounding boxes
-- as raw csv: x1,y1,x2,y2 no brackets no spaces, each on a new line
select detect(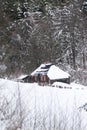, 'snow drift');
0,78,87,130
